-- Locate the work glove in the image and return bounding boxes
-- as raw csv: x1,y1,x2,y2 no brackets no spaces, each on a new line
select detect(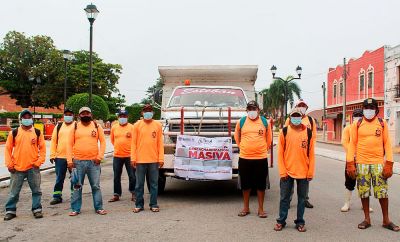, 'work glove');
346,161,357,180
50,158,55,164
382,161,394,179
